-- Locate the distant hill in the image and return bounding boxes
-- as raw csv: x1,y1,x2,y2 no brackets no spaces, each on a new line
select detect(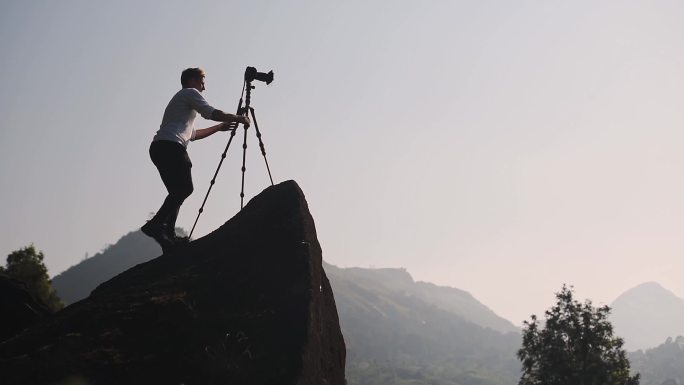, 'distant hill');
51,230,161,304
628,336,684,385
610,282,684,351
325,263,521,385
324,264,518,334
